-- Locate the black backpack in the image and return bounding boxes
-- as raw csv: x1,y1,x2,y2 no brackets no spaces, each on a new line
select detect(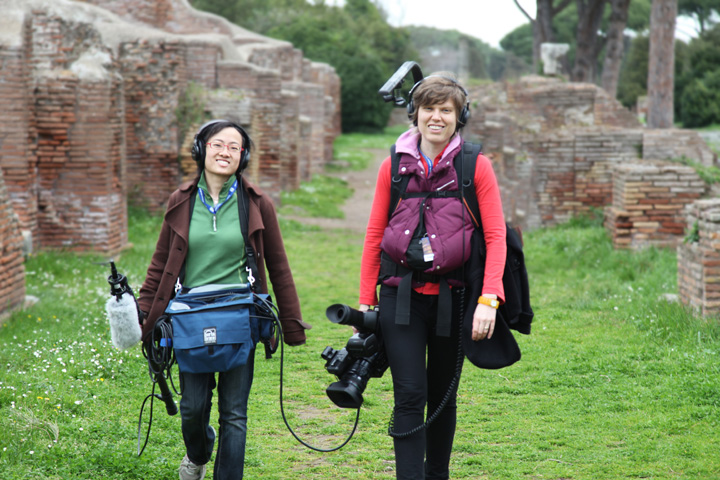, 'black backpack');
389,142,533,336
